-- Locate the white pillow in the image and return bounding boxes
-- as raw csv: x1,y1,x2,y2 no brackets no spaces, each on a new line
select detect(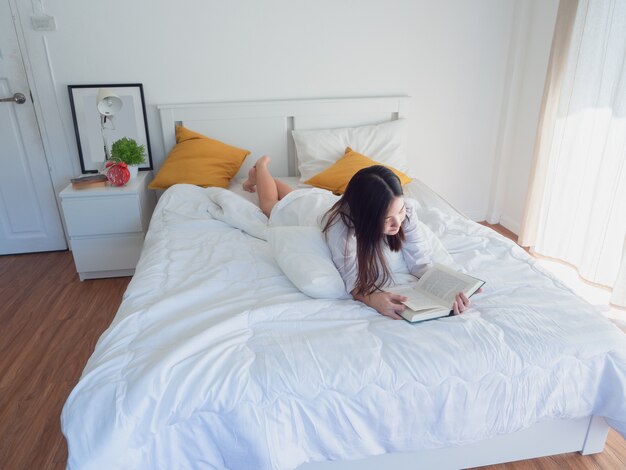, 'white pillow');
268,225,351,300
268,220,453,300
269,188,339,228
292,119,409,183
